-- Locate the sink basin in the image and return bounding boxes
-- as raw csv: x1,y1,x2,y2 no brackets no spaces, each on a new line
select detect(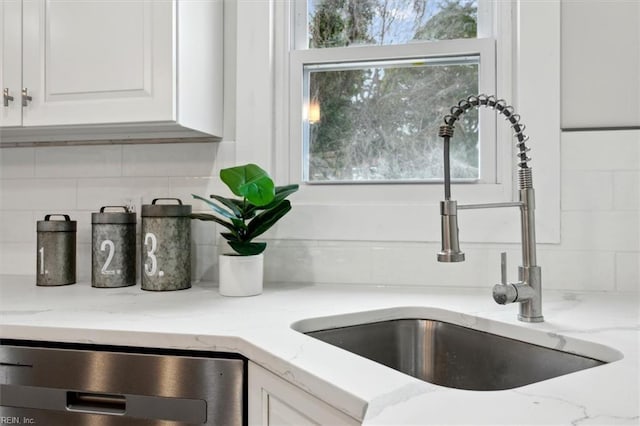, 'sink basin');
304,318,608,391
